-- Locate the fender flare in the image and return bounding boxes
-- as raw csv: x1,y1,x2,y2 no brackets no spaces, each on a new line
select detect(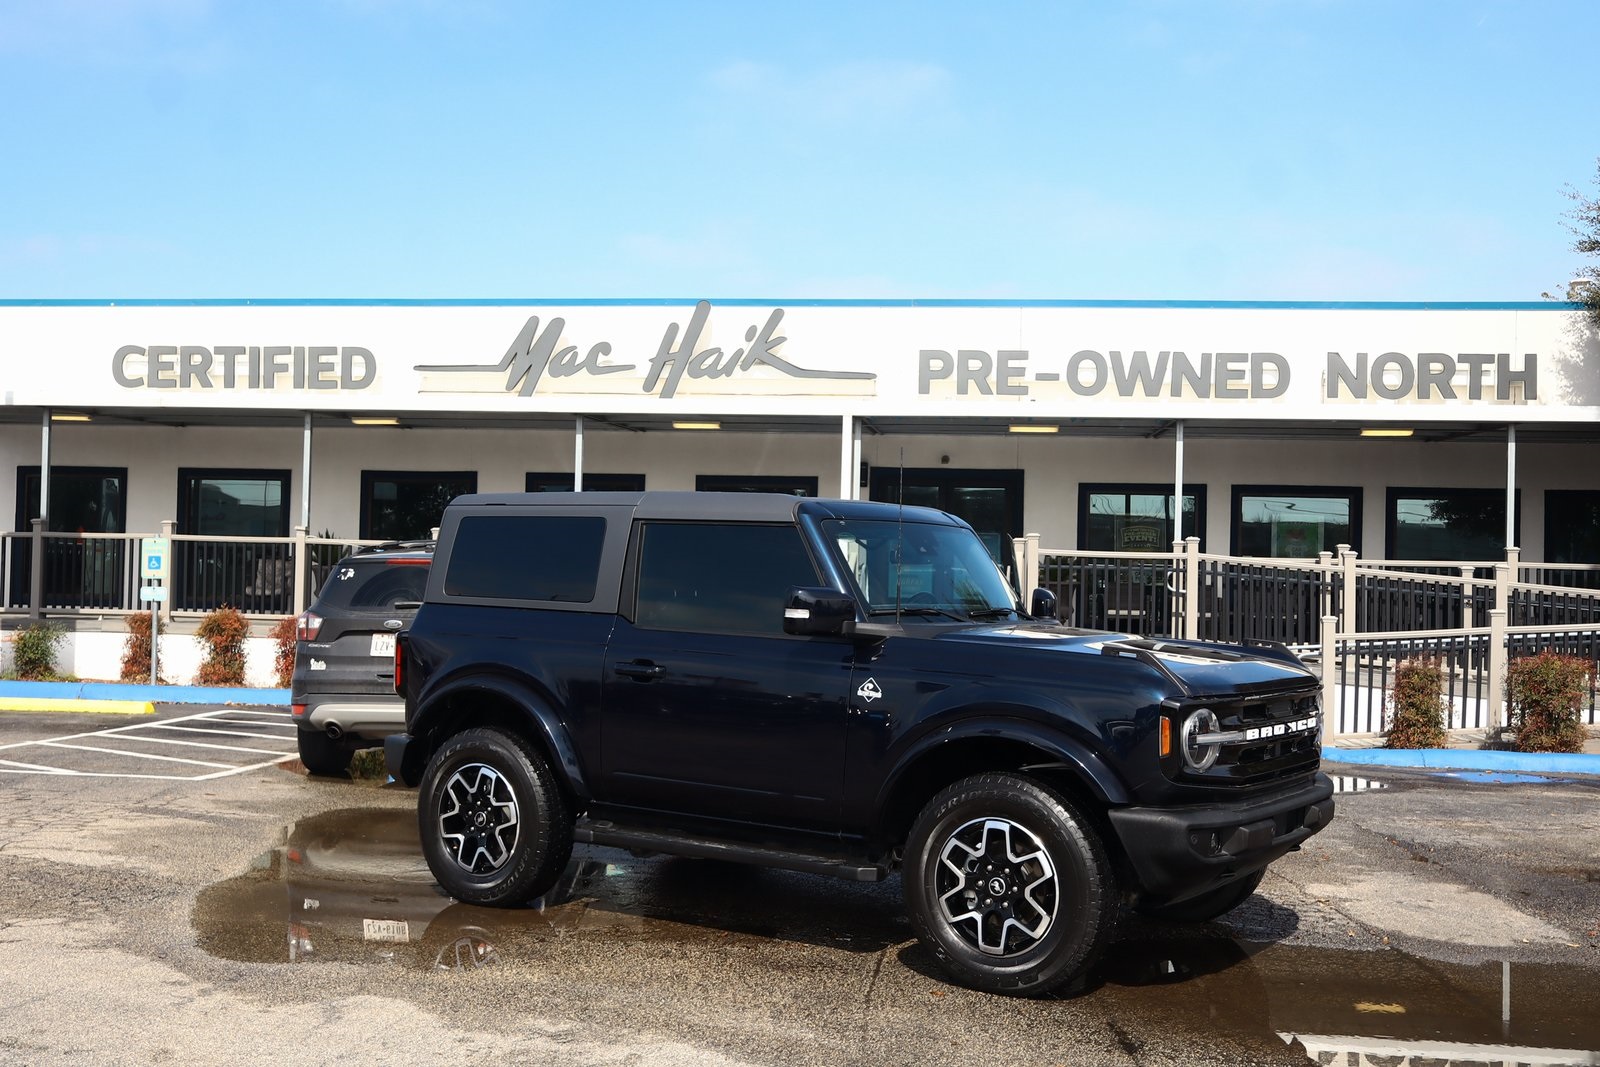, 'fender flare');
412,672,590,801
873,714,1132,838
